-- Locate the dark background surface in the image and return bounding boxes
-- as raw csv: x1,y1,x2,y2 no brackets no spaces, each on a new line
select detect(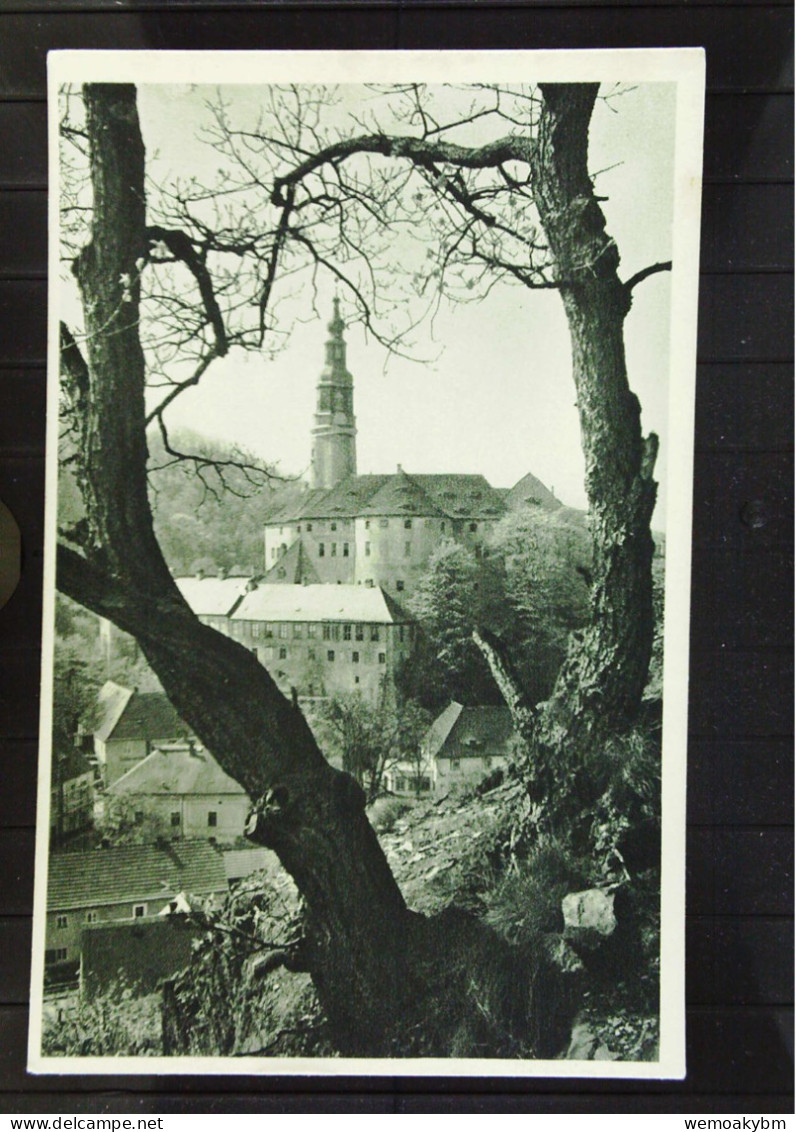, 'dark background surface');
0,0,792,1114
